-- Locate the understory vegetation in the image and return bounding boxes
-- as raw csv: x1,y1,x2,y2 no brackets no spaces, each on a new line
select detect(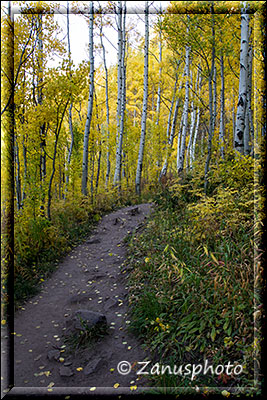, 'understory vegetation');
127,153,264,395
13,188,153,307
